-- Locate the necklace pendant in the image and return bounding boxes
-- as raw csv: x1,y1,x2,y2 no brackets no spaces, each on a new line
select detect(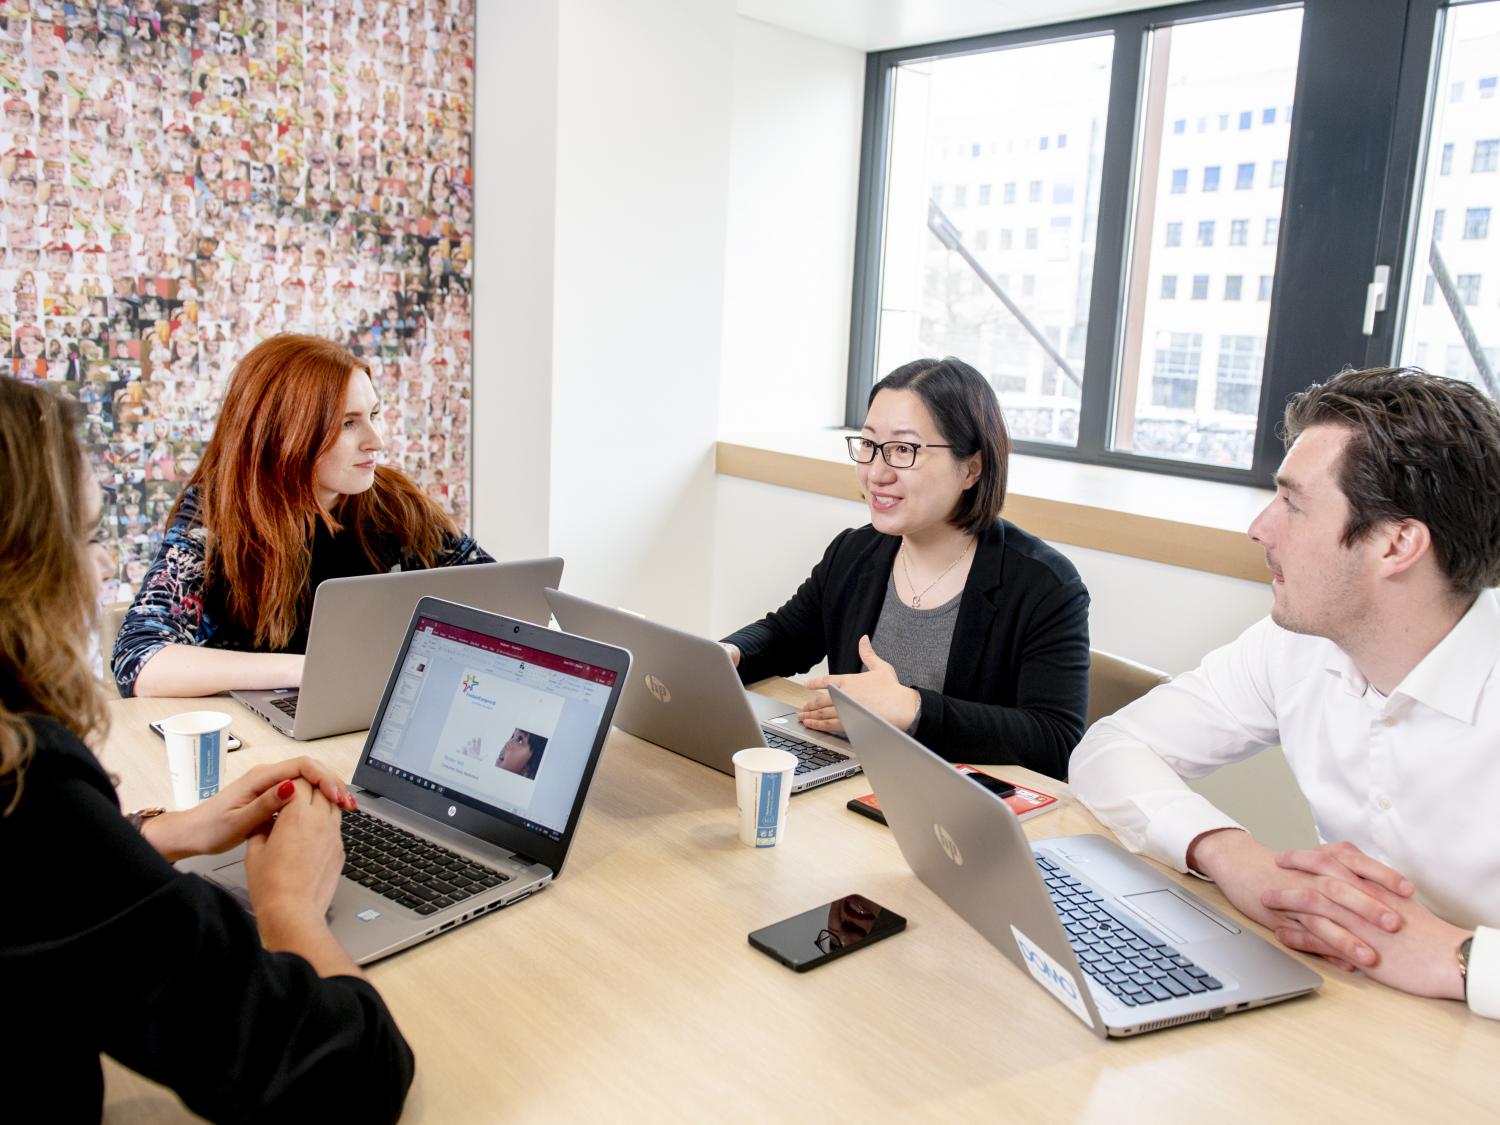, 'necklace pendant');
911,594,921,609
